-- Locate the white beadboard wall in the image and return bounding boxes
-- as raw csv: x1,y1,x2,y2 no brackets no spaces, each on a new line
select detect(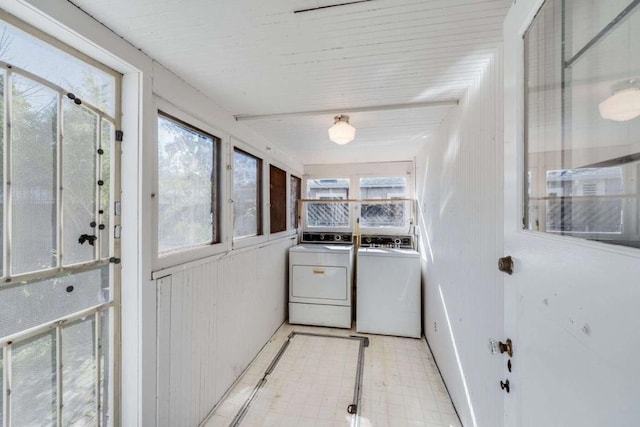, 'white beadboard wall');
156,237,295,426
415,48,504,427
